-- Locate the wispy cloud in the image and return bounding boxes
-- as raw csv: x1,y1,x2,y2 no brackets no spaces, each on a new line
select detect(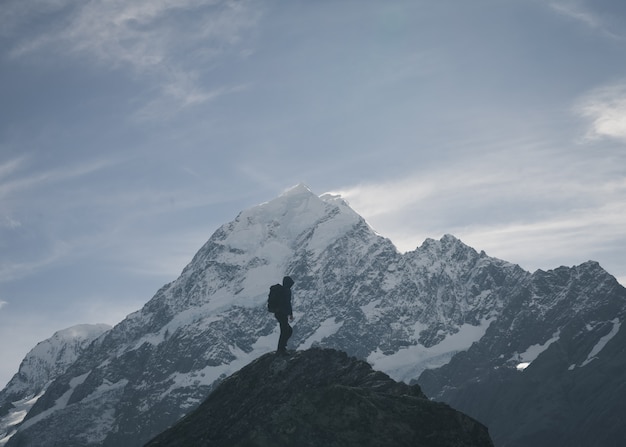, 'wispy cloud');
0,216,21,229
457,199,626,264
549,1,625,40
332,144,626,277
4,0,260,118
0,157,119,200
0,157,26,180
0,157,123,282
0,242,72,283
550,1,600,29
133,79,251,122
575,81,626,142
